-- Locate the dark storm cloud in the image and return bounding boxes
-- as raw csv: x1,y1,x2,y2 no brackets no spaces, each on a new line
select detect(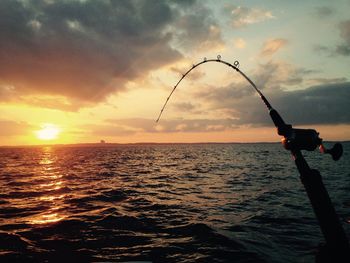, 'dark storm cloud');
271,83,350,125
0,0,222,109
199,81,350,127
